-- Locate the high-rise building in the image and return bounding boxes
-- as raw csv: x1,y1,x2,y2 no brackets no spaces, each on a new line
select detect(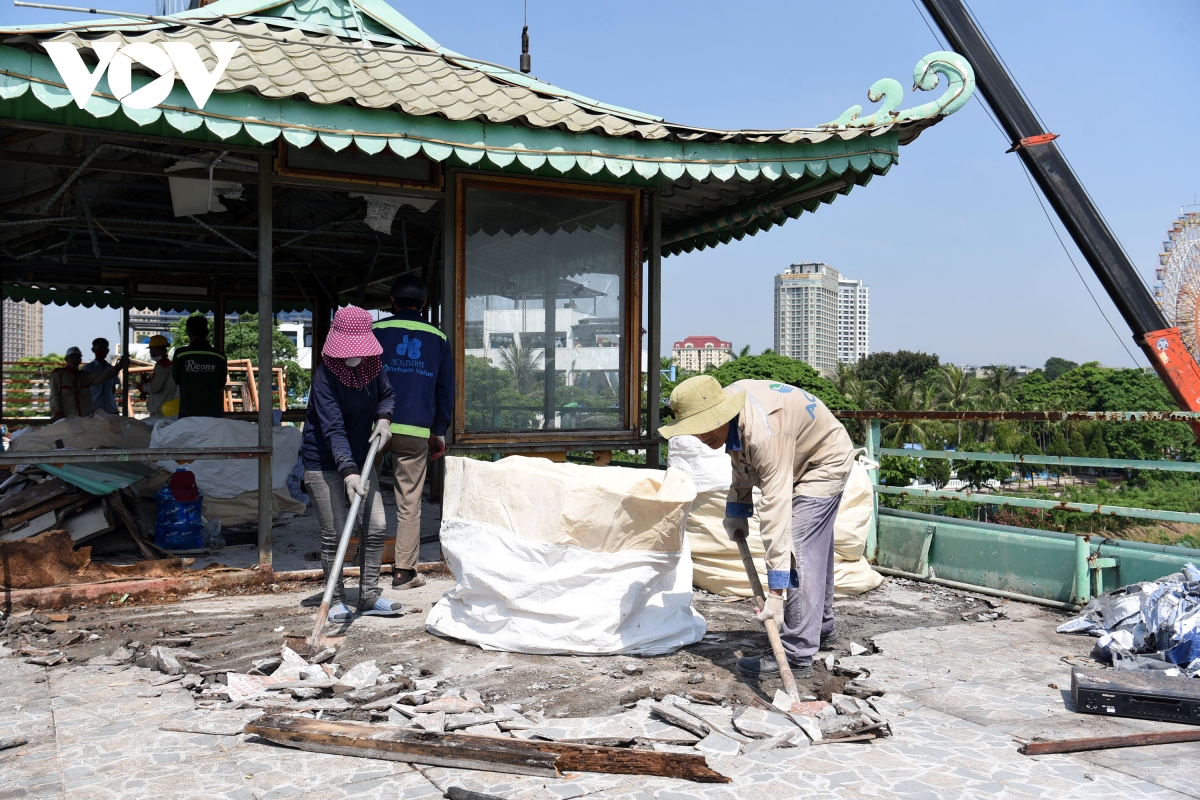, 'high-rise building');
774,263,840,372
774,263,869,372
672,336,734,373
2,298,43,361
838,276,870,364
